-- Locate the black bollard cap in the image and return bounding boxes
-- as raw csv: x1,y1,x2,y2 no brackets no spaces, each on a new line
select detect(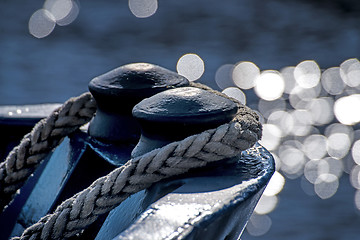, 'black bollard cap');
132,87,238,141
89,63,189,111
87,63,189,142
